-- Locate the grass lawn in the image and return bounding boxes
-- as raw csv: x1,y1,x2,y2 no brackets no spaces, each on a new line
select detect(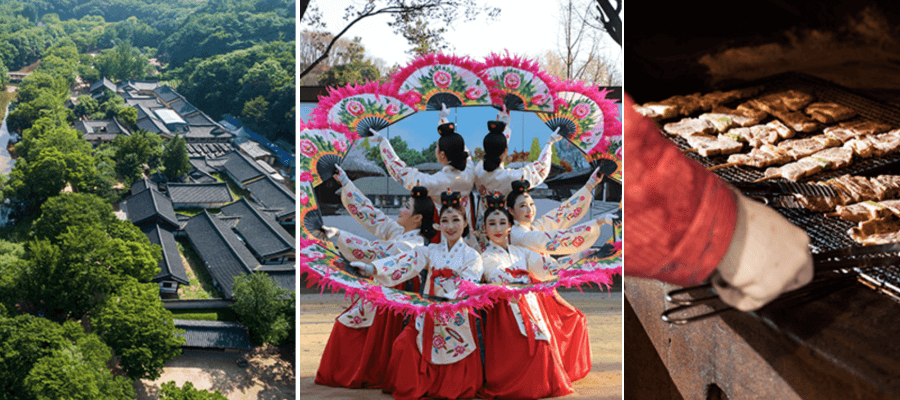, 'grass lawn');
175,238,222,299
213,172,252,201
169,307,237,322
